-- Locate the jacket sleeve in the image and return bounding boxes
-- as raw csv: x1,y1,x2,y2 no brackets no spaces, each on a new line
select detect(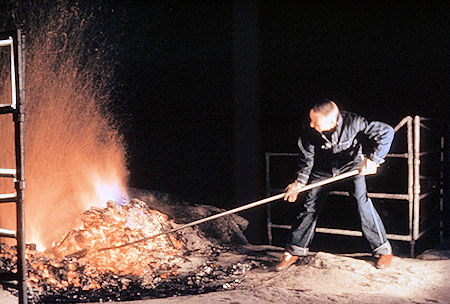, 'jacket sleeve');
296,127,315,184
360,118,394,164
